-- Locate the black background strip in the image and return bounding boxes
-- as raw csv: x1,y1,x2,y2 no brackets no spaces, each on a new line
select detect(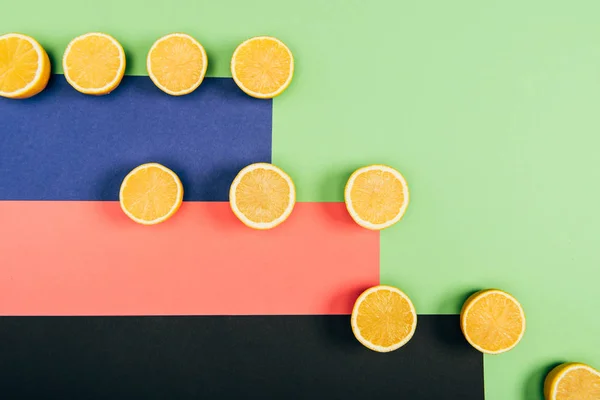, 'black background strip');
0,315,483,399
